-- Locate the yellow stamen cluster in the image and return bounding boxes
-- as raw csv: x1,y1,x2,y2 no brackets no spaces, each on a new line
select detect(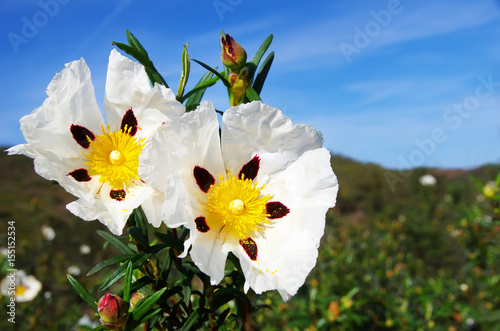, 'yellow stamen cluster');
206,173,271,238
15,285,27,296
84,125,145,189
